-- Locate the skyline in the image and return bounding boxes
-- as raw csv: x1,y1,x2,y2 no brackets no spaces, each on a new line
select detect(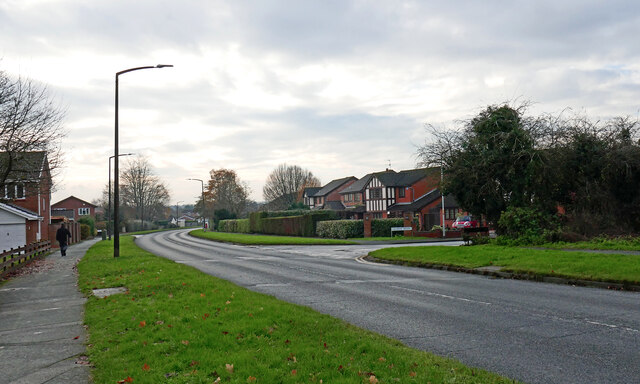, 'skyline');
2,1,639,205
